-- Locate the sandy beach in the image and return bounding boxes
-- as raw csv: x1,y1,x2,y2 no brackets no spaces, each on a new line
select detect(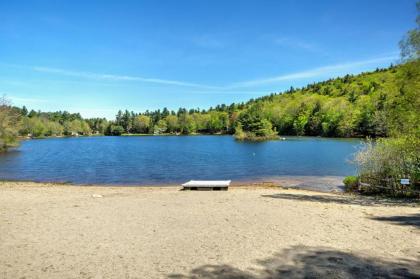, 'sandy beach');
0,181,419,278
